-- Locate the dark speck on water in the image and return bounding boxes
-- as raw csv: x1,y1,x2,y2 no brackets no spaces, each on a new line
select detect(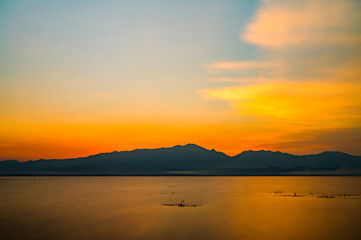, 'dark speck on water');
162,203,202,208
